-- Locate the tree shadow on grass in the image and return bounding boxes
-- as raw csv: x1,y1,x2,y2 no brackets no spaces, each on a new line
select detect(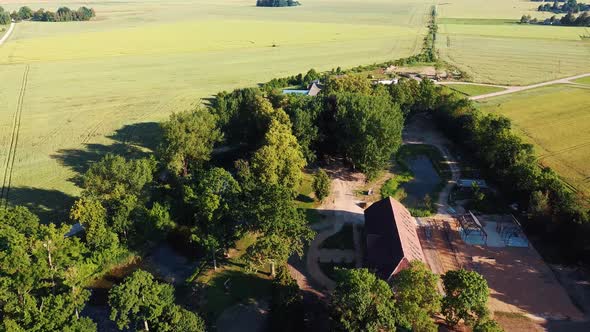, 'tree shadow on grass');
51,122,162,187
202,269,272,320
6,186,76,223
107,122,163,152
